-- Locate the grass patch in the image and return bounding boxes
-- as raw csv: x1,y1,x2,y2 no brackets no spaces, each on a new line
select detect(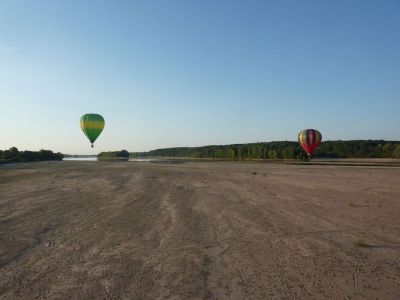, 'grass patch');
97,157,129,161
